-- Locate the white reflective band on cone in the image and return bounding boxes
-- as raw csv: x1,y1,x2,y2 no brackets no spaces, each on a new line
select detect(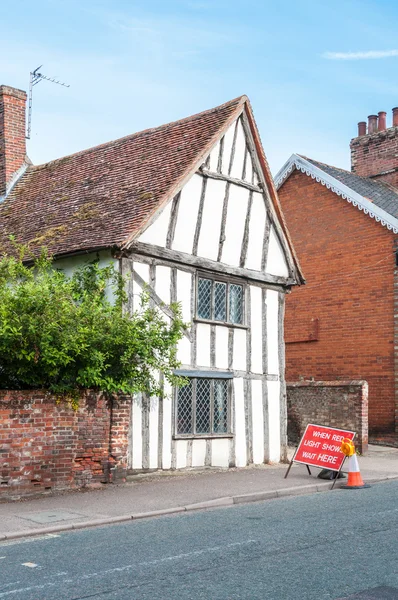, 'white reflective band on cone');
348,453,359,472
